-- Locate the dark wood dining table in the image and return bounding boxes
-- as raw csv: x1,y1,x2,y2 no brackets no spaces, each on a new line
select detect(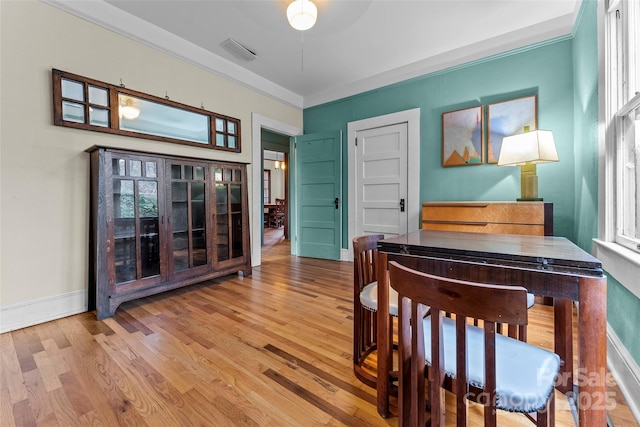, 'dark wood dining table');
375,230,607,427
